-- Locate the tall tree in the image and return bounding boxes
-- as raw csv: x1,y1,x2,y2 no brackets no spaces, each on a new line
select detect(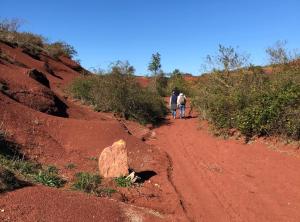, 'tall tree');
148,52,161,76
